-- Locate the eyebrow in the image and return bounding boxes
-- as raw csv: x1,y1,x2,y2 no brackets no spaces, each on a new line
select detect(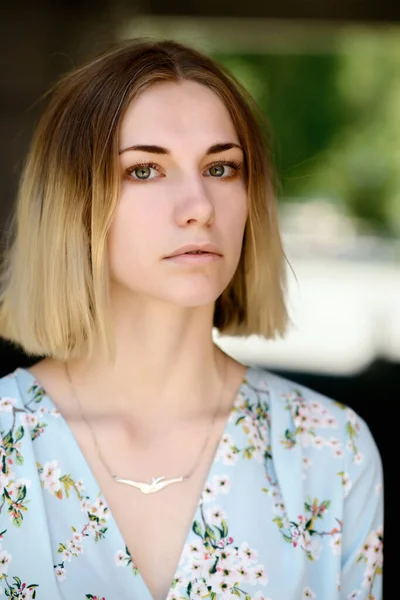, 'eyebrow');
118,142,243,155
